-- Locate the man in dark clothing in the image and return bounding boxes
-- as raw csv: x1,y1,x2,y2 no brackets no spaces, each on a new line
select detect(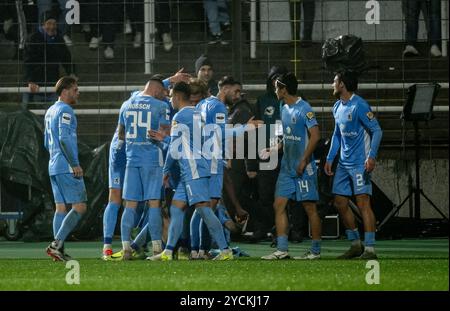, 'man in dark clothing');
248,65,288,242
23,10,74,110
195,54,219,96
